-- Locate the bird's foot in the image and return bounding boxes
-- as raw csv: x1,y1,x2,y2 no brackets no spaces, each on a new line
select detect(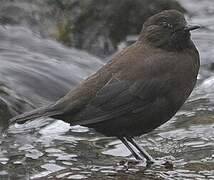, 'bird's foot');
118,157,153,170
162,160,173,169
148,158,173,169
118,157,173,170
118,158,142,167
